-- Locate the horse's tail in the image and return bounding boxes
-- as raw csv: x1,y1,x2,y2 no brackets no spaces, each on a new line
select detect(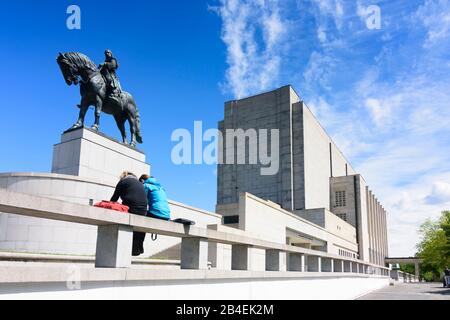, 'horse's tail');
131,96,143,144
